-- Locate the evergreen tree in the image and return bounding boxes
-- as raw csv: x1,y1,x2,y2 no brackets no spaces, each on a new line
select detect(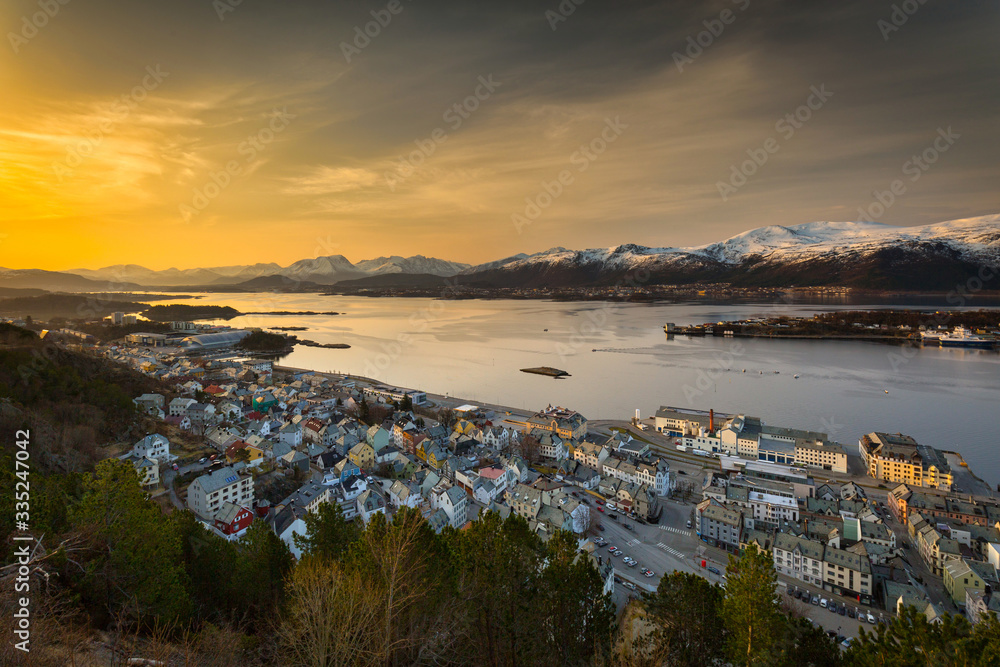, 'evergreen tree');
294,501,360,563
721,544,782,667
643,571,726,666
